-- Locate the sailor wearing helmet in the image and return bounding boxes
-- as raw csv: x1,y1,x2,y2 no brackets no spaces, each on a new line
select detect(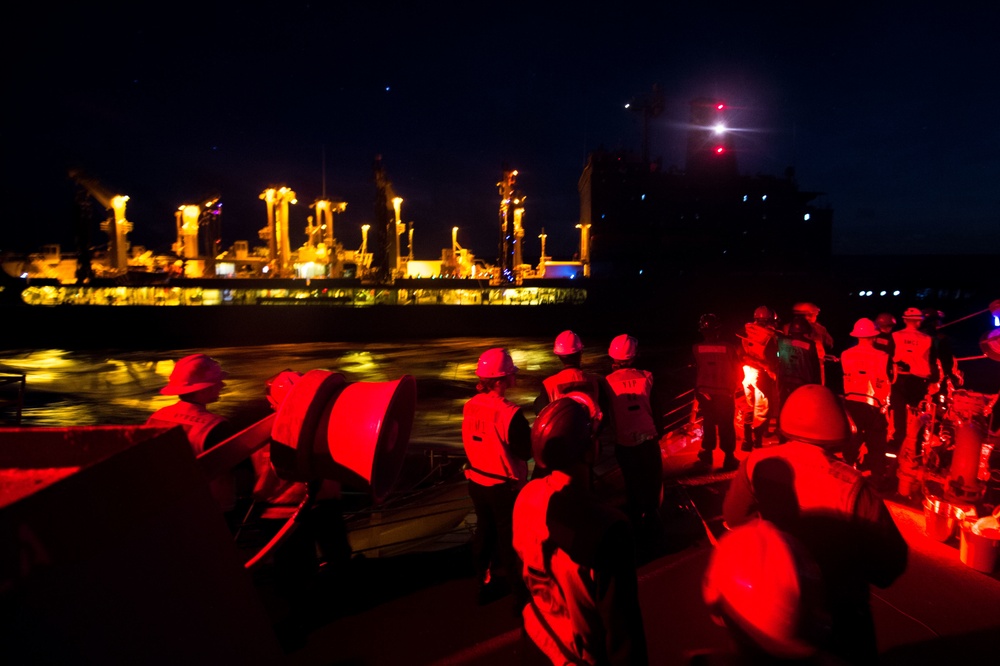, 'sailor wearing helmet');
723,385,908,665
147,354,239,517
603,334,663,537
513,397,648,665
889,307,939,451
840,319,892,489
463,347,532,606
535,330,604,416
